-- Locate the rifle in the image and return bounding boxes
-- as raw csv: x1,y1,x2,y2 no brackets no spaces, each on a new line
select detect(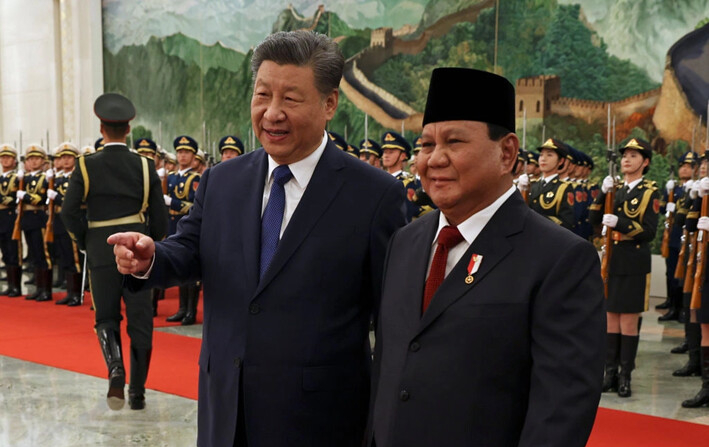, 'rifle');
676,229,689,280
44,174,55,243
161,172,168,195
11,176,24,241
692,182,709,309
683,231,697,294
600,146,617,298
661,177,675,258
